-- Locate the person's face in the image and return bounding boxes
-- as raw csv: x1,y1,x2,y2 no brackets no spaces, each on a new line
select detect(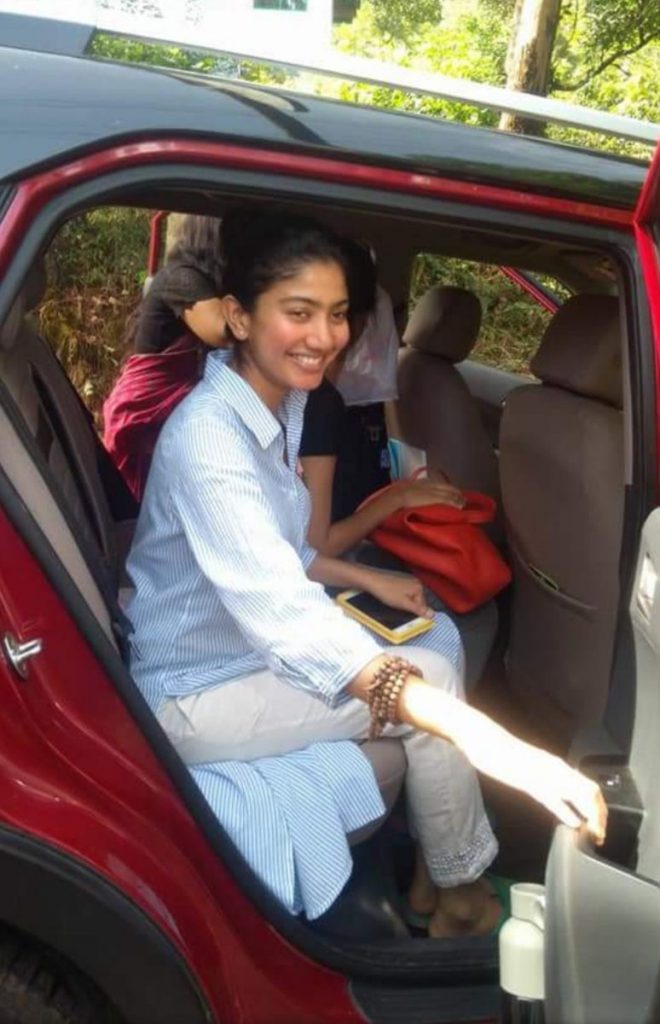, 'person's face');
225,260,350,410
